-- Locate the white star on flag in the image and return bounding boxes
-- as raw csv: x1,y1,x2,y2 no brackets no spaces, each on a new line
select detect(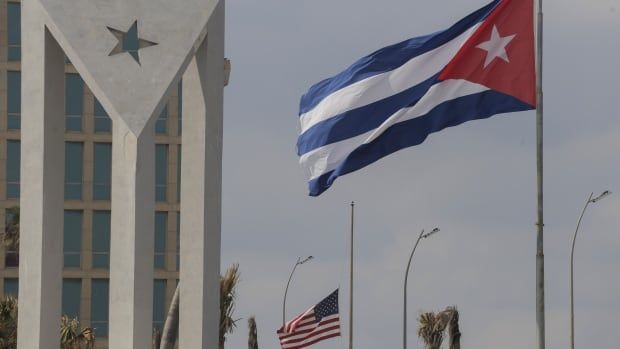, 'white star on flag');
476,25,516,68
